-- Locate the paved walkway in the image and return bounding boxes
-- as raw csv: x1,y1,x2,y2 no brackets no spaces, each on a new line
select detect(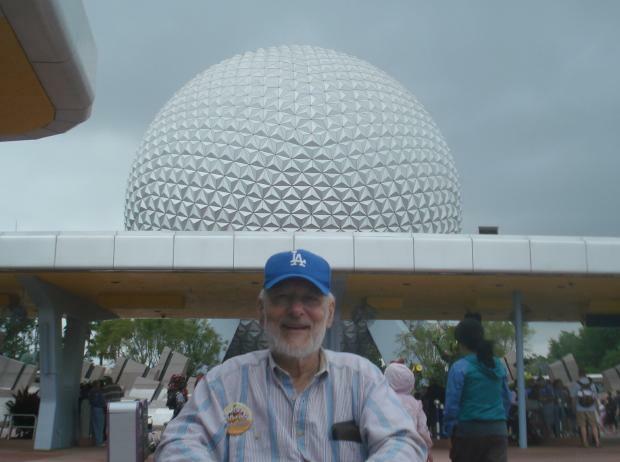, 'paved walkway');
0,440,154,462
0,437,619,461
